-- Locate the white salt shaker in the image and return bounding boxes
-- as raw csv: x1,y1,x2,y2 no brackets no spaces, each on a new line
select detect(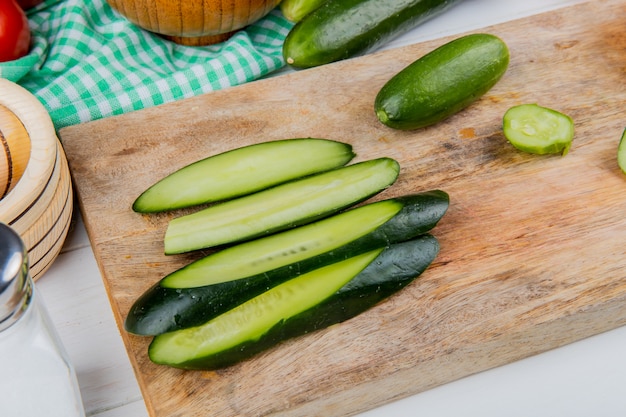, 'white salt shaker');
0,222,85,417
